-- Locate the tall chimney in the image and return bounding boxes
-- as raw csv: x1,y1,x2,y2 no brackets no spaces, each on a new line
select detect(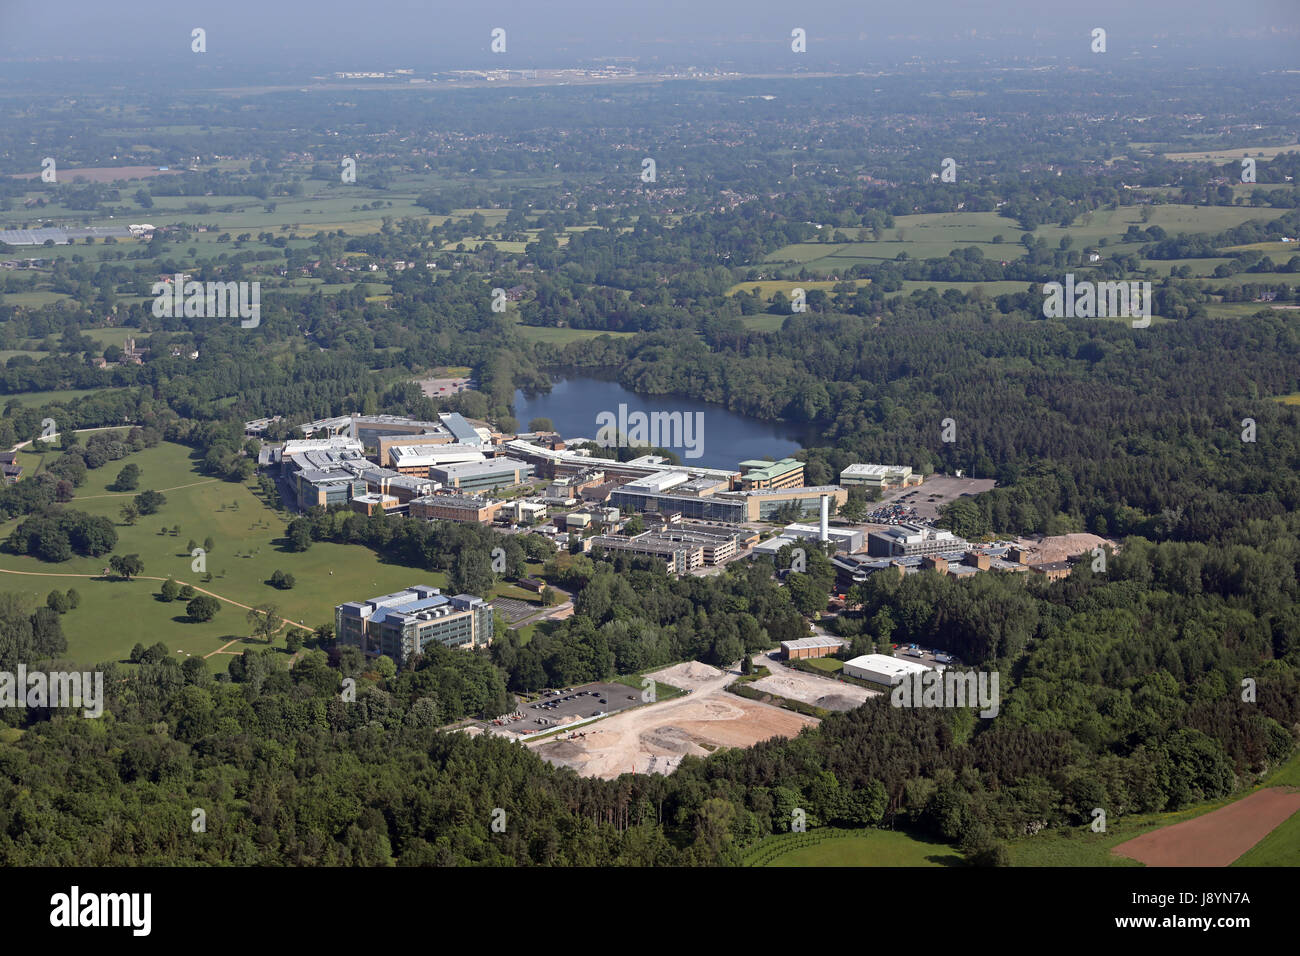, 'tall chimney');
820,494,829,543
